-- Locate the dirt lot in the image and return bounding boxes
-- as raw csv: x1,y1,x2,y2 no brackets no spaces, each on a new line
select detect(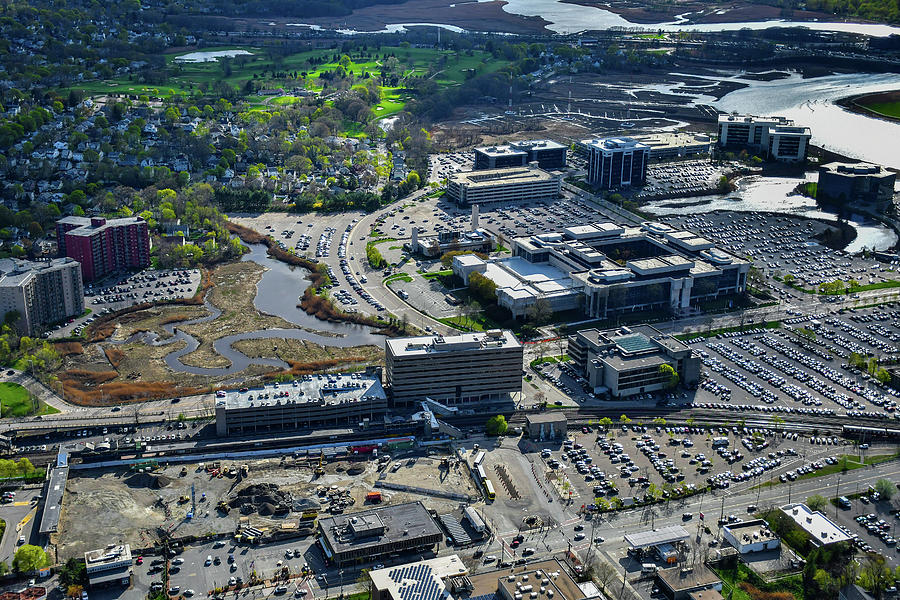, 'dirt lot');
55,450,474,560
